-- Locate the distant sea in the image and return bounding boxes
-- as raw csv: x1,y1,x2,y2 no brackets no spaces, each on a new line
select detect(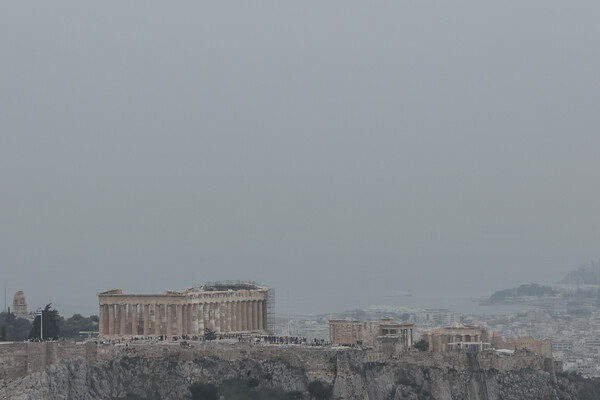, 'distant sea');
367,293,535,315
287,292,535,317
